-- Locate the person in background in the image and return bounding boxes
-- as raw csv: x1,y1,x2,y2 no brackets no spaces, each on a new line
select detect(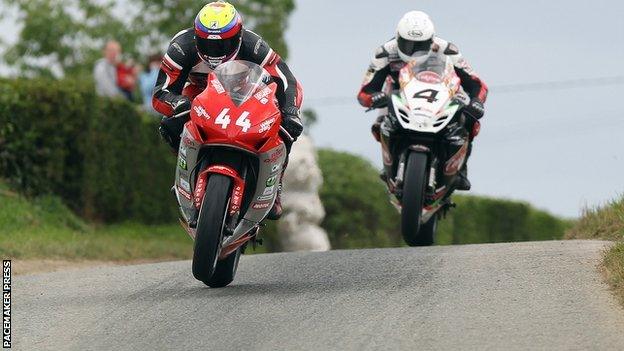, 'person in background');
139,54,162,114
93,40,123,98
117,59,138,101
